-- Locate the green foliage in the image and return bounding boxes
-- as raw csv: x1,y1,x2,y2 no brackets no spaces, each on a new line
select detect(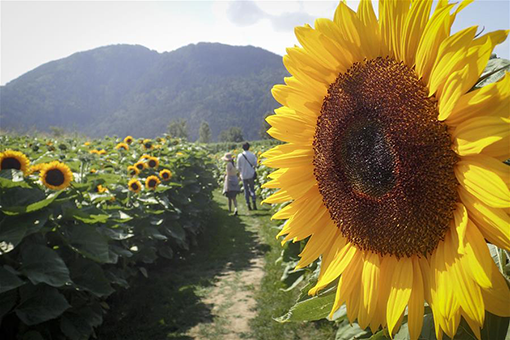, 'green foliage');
198,120,212,143
218,126,244,142
0,133,217,339
1,43,288,141
167,119,189,141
